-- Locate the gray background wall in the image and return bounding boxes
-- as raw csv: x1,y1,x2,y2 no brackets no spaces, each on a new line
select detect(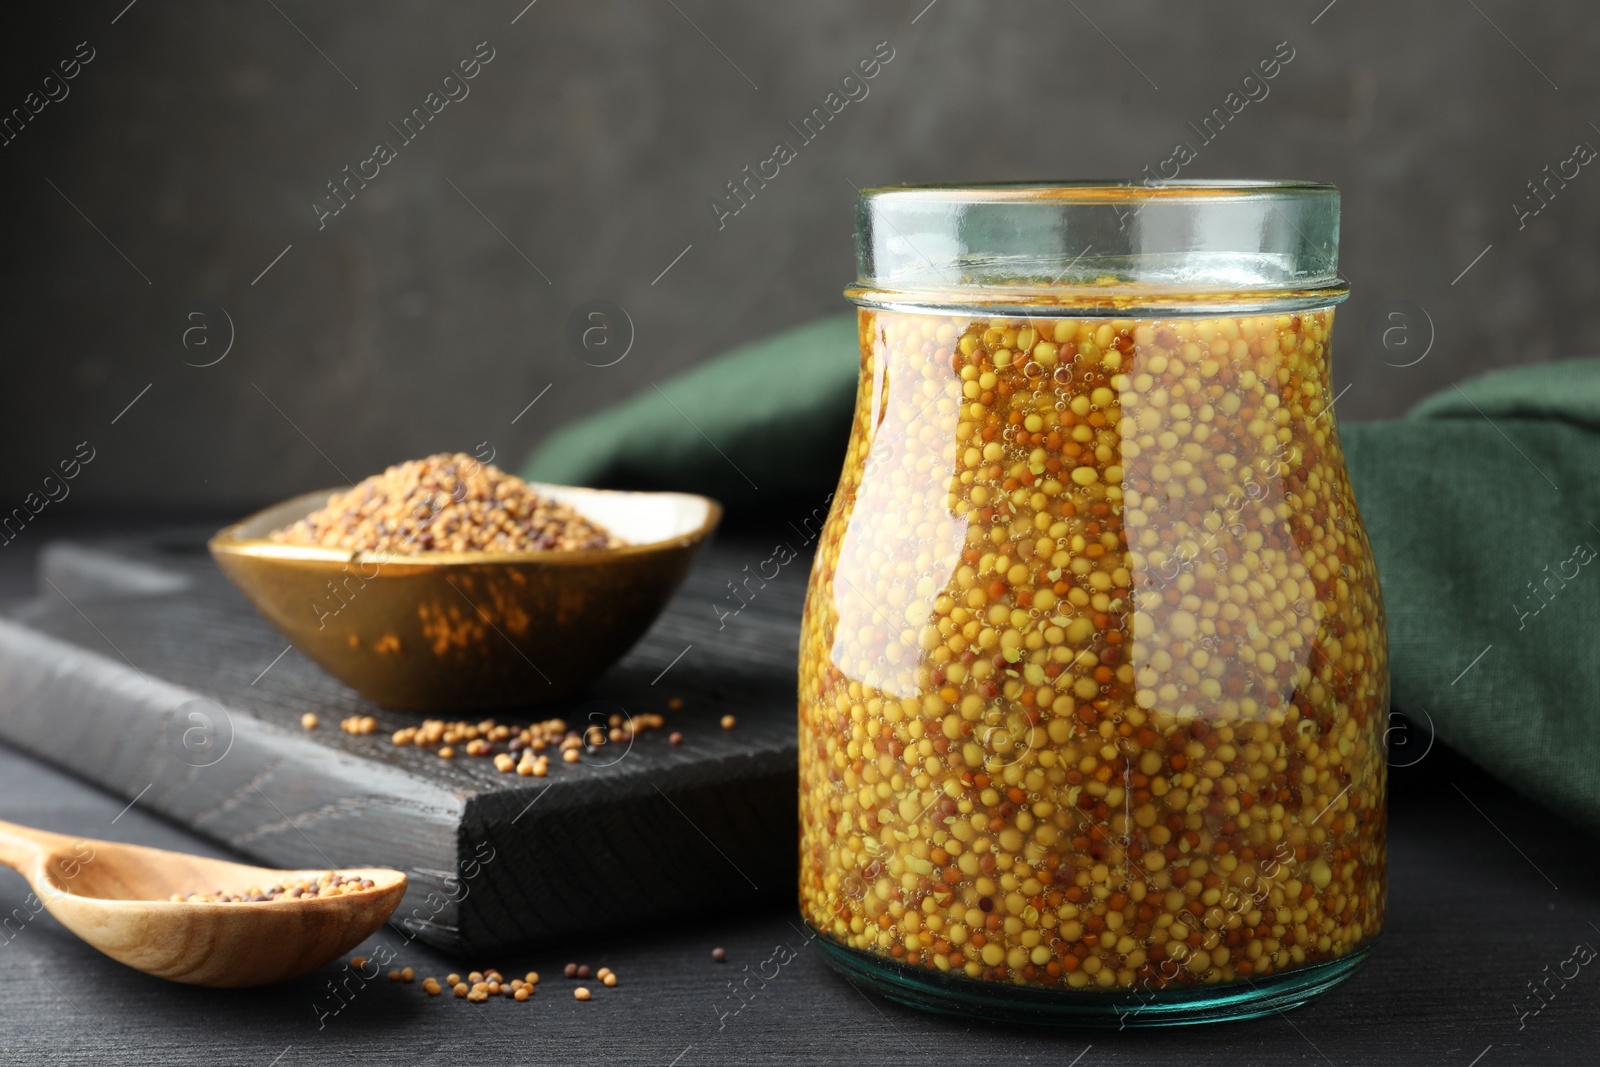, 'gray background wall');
2,0,1596,511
